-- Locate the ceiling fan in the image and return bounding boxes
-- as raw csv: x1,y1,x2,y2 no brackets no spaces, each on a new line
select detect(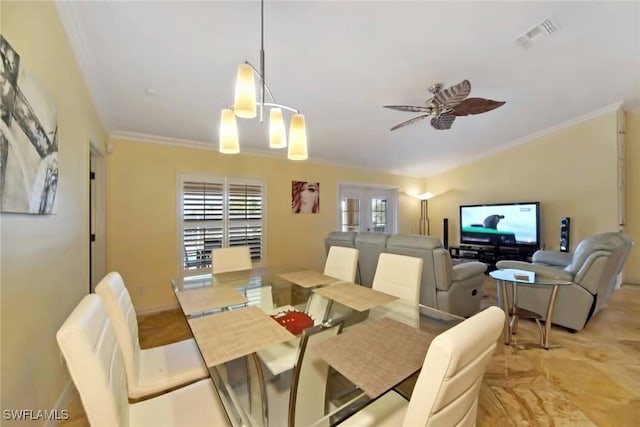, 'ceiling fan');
383,80,505,131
